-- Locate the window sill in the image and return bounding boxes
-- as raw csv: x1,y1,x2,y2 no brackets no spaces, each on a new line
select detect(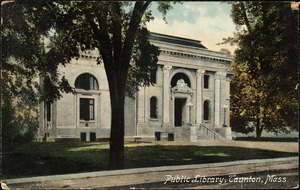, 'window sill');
75,89,101,95
80,120,95,123
149,118,159,122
